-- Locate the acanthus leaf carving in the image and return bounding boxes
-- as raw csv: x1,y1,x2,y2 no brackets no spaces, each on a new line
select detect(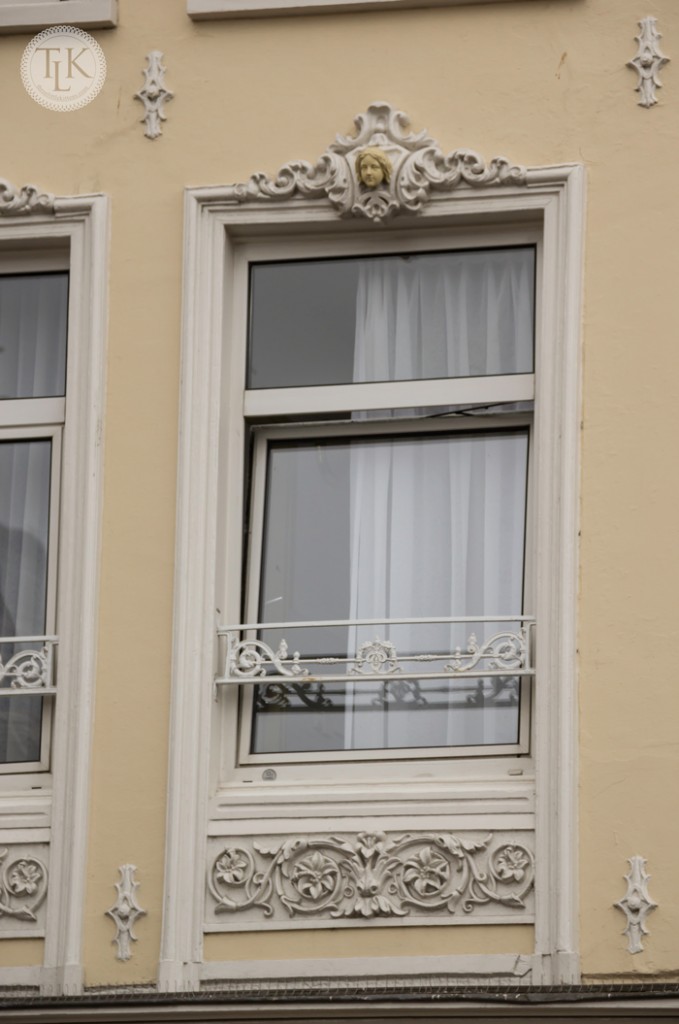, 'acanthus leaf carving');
207,831,534,923
223,102,526,223
0,179,55,216
0,848,48,922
